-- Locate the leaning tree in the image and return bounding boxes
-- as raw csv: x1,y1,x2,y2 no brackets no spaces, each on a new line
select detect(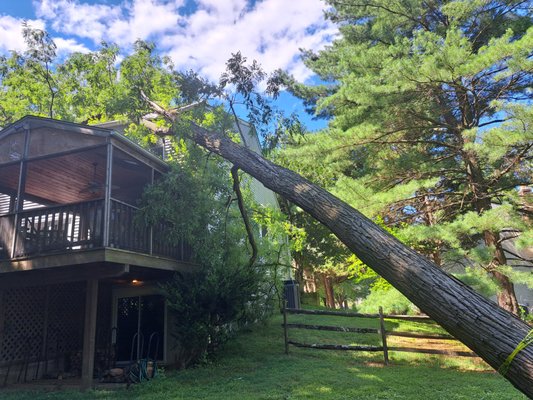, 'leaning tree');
4,20,531,397
280,0,533,315
142,93,533,397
